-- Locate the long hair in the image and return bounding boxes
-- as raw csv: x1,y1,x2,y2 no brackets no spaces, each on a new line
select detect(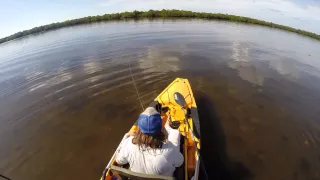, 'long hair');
132,129,166,150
